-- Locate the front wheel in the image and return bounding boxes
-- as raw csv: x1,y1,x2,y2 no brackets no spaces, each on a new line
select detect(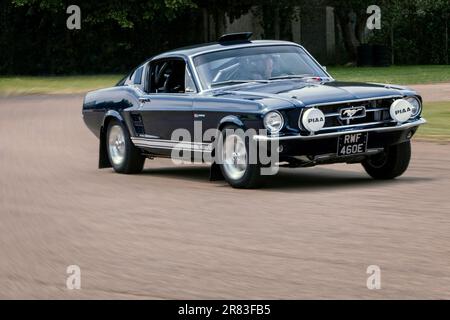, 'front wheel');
218,125,264,189
362,141,411,180
106,119,145,174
